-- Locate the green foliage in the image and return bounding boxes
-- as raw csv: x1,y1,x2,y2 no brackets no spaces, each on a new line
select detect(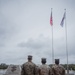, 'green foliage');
0,63,8,69
69,64,75,70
